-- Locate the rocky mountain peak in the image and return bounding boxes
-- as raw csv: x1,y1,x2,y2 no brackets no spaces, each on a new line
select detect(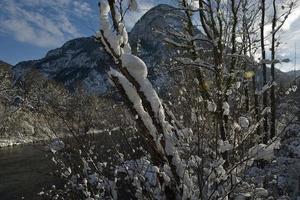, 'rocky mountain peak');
12,4,184,95
129,4,186,59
